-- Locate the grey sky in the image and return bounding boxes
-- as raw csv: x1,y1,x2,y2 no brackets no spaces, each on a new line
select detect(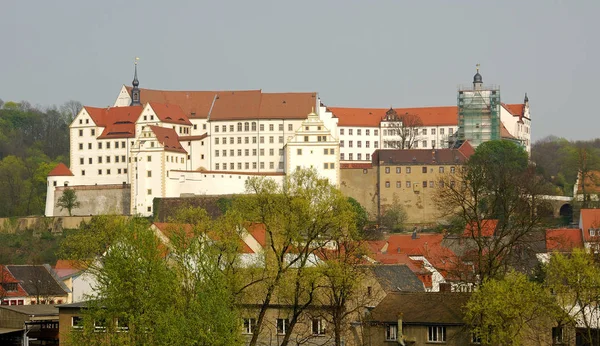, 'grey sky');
1,0,598,141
